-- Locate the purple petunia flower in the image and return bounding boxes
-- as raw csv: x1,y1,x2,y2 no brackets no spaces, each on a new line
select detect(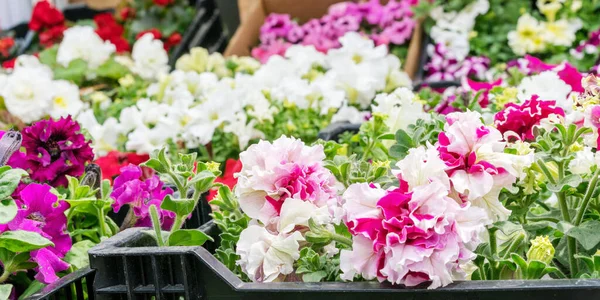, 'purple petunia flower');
111,165,175,230
0,183,71,284
7,116,94,188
